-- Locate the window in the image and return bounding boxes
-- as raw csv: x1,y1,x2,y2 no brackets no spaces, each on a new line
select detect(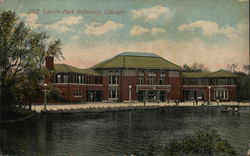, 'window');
73,90,82,97
81,75,85,84
78,75,81,83
109,89,119,99
137,71,144,84
109,76,119,84
214,89,228,99
217,79,228,85
57,74,62,83
63,75,68,83
147,72,156,85
160,72,166,85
